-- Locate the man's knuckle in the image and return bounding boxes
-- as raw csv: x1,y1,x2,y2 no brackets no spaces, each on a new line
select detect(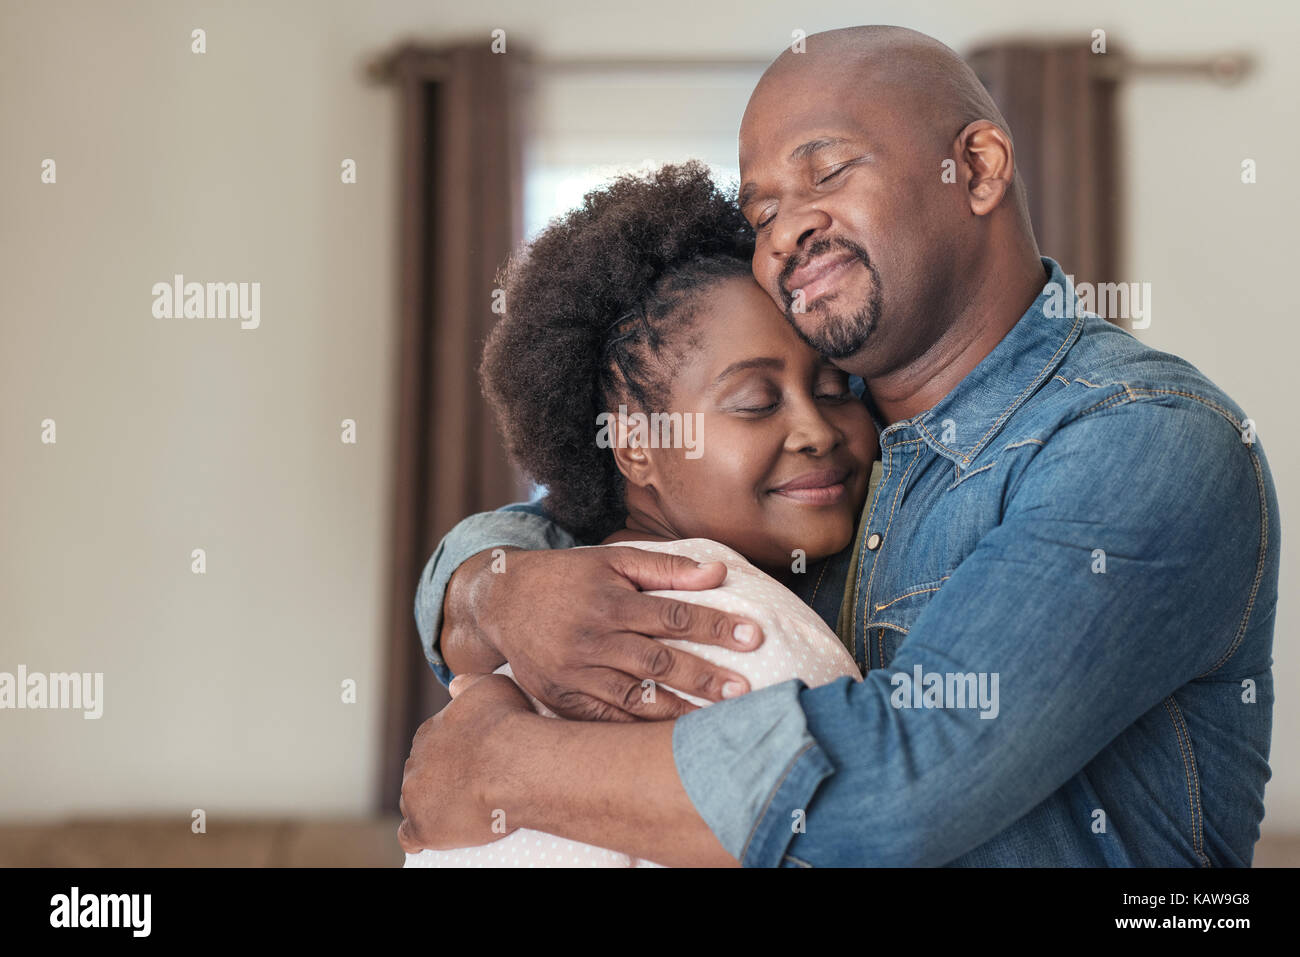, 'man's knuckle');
585,631,619,658
694,669,720,696
550,687,581,710
640,643,674,678
585,591,615,623
660,599,692,633
618,680,644,712
539,677,569,705
553,689,600,720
